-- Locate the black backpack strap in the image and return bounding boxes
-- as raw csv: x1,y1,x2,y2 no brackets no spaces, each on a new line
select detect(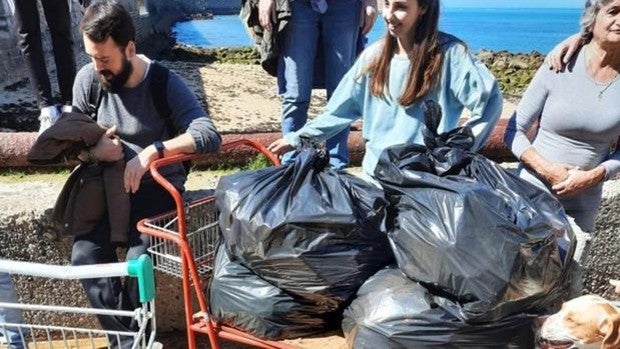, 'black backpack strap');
87,68,103,120
149,61,192,173
149,61,175,135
